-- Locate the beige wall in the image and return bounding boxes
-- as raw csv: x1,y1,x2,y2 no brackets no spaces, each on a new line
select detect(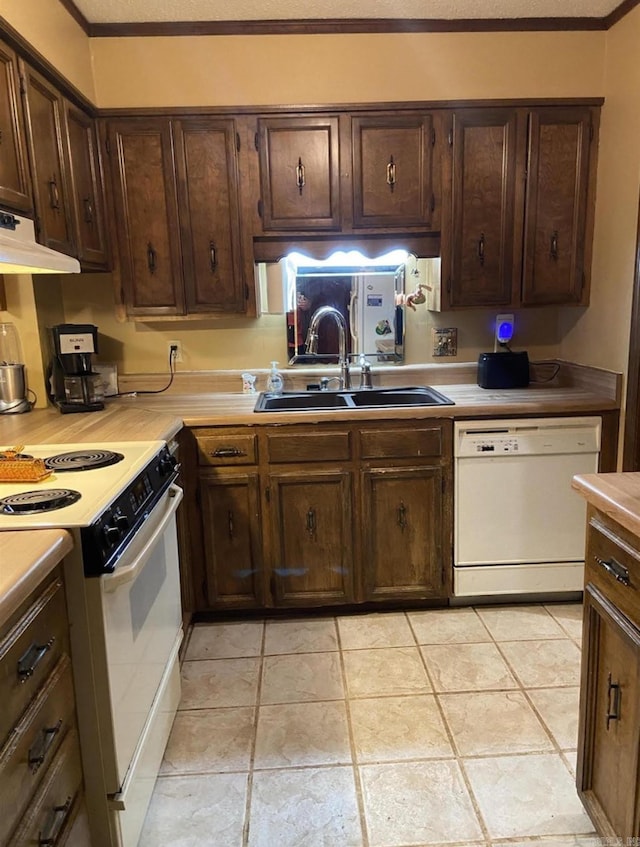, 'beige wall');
559,4,640,380
0,0,95,100
90,31,604,108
